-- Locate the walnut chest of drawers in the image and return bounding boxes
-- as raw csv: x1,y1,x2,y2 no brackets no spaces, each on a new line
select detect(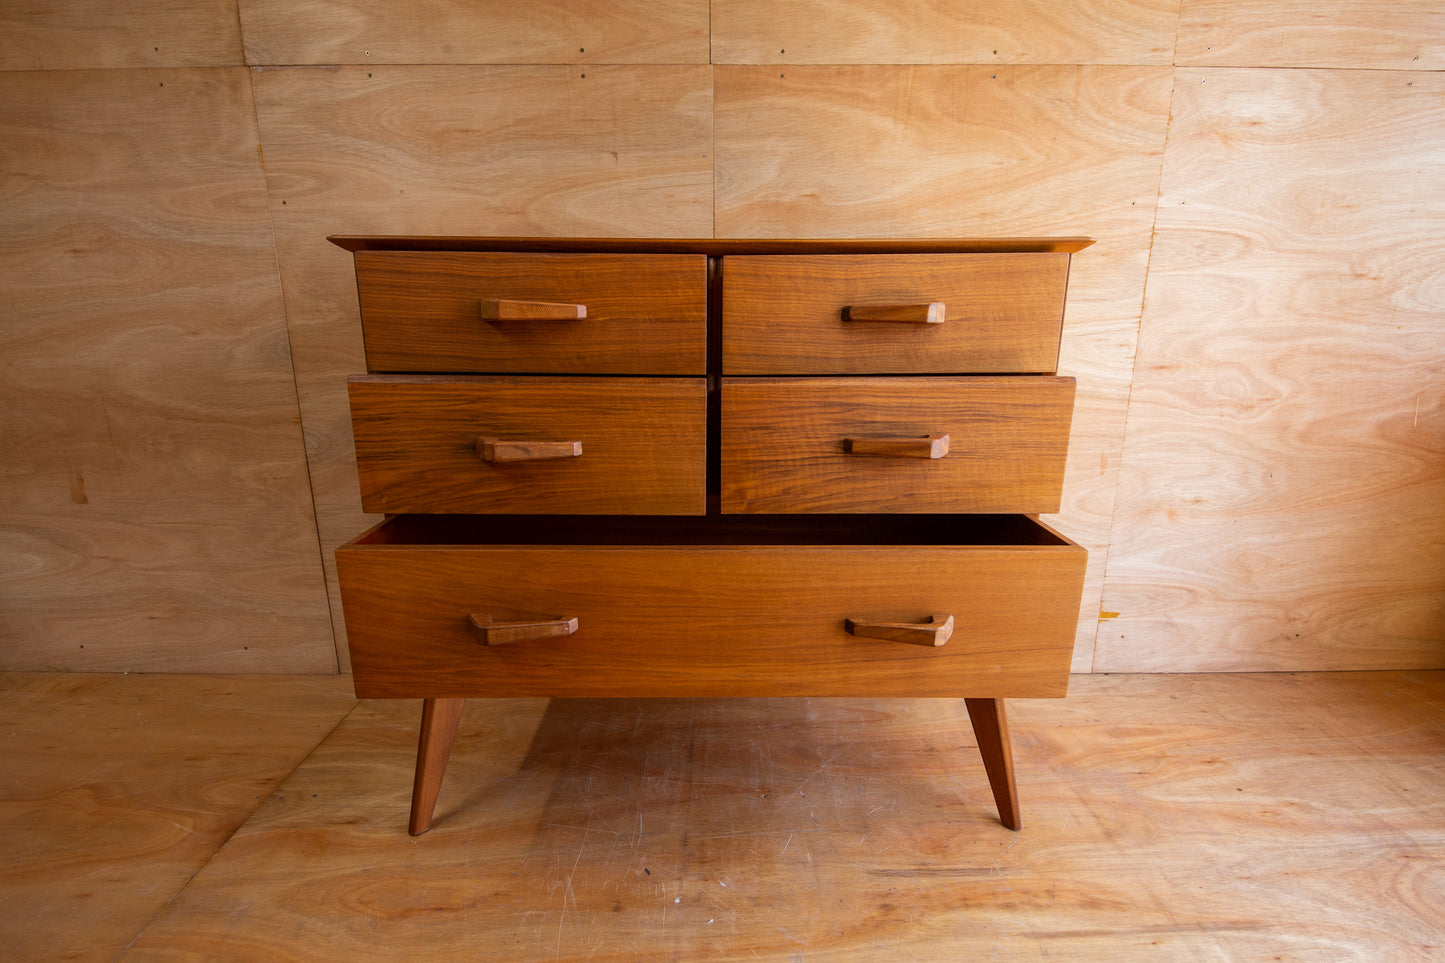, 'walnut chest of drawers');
331,236,1091,835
